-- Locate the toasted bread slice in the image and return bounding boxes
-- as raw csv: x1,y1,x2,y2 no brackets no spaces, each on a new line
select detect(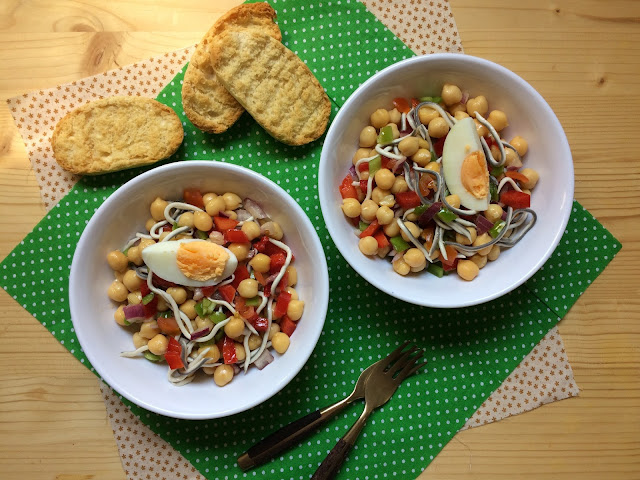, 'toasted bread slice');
210,30,331,145
51,97,183,175
181,2,281,134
